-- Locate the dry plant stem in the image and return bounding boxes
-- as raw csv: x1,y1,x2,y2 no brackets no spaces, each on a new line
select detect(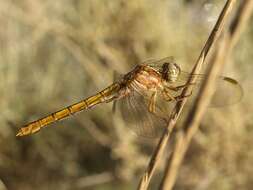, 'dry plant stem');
75,172,114,188
160,0,253,189
137,1,236,190
229,0,253,47
160,37,227,190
